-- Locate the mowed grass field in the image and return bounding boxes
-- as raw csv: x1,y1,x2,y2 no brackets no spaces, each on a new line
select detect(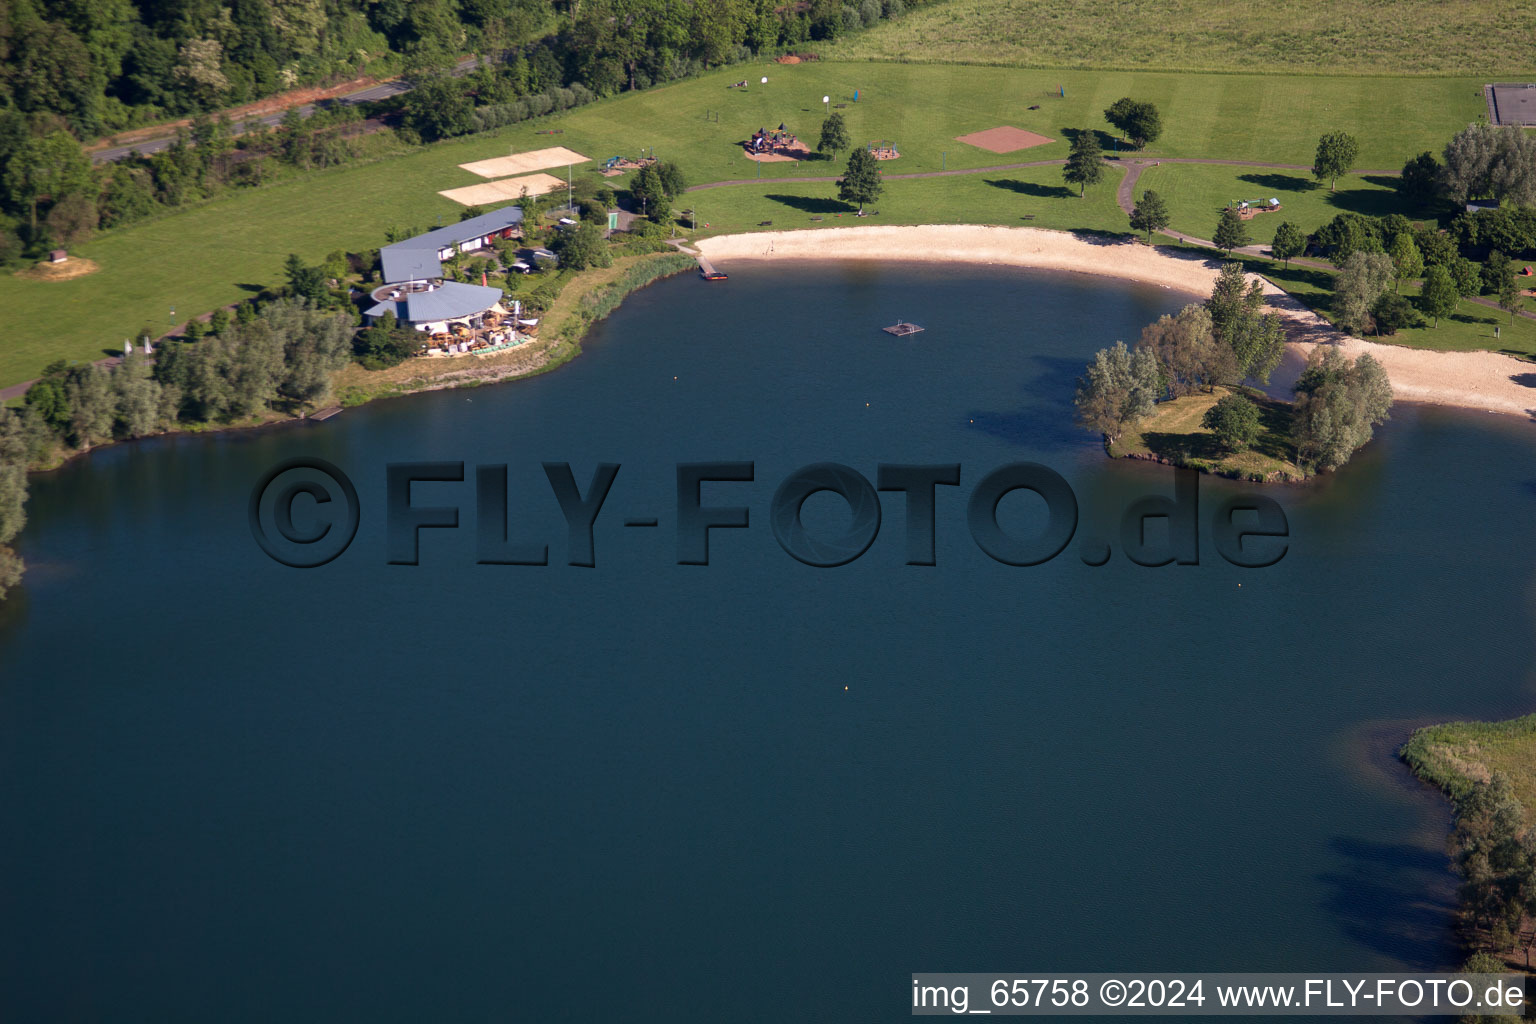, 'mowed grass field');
1131,164,1415,241
829,0,1536,76
0,61,1493,387
1401,714,1536,823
